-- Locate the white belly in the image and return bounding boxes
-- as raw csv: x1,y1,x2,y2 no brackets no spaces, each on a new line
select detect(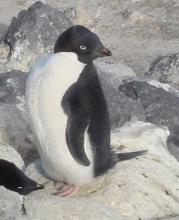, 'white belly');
25,52,94,185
